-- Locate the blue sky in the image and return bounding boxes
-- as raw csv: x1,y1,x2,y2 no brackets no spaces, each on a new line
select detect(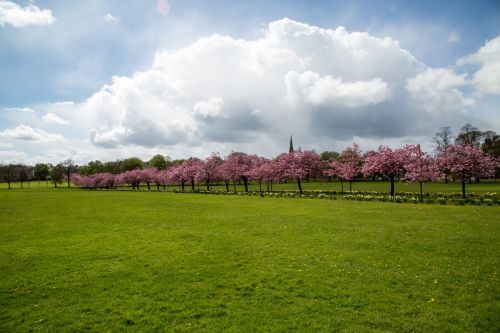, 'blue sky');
0,0,499,163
